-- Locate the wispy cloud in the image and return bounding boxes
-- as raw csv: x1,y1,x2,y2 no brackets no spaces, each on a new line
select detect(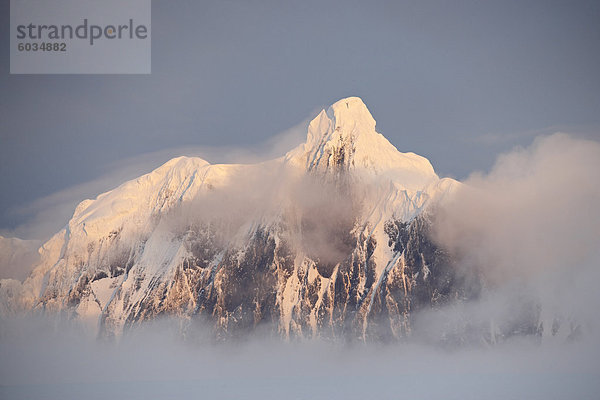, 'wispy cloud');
1,121,308,241
433,133,600,337
467,125,600,146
